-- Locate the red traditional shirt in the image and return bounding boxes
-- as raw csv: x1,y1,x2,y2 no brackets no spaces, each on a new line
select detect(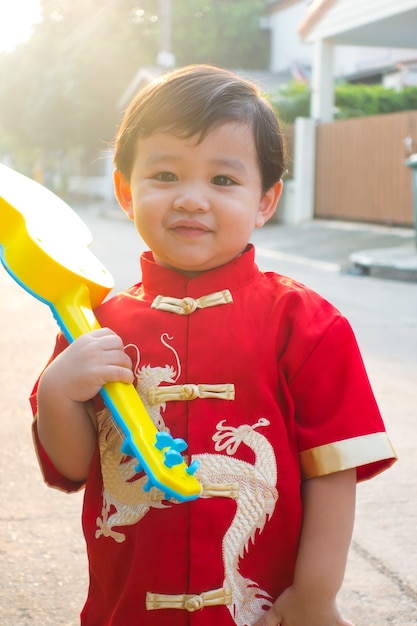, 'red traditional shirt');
31,245,396,626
